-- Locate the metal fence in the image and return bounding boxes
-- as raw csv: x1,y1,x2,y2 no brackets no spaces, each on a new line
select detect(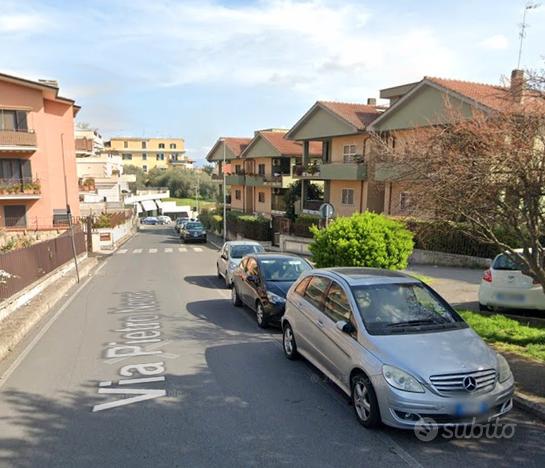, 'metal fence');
0,228,86,300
